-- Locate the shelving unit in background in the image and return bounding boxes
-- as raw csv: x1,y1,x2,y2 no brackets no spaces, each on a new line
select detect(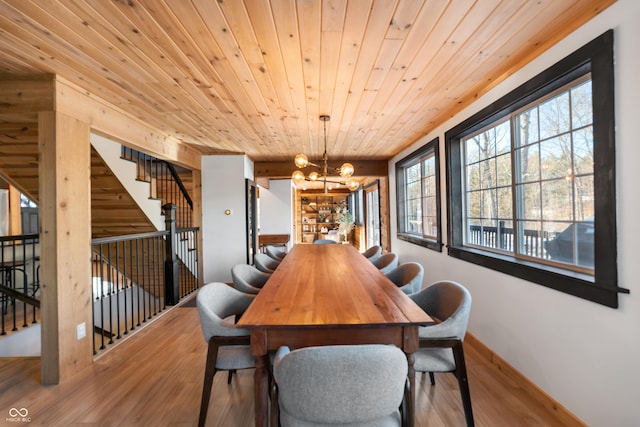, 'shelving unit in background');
298,193,347,243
